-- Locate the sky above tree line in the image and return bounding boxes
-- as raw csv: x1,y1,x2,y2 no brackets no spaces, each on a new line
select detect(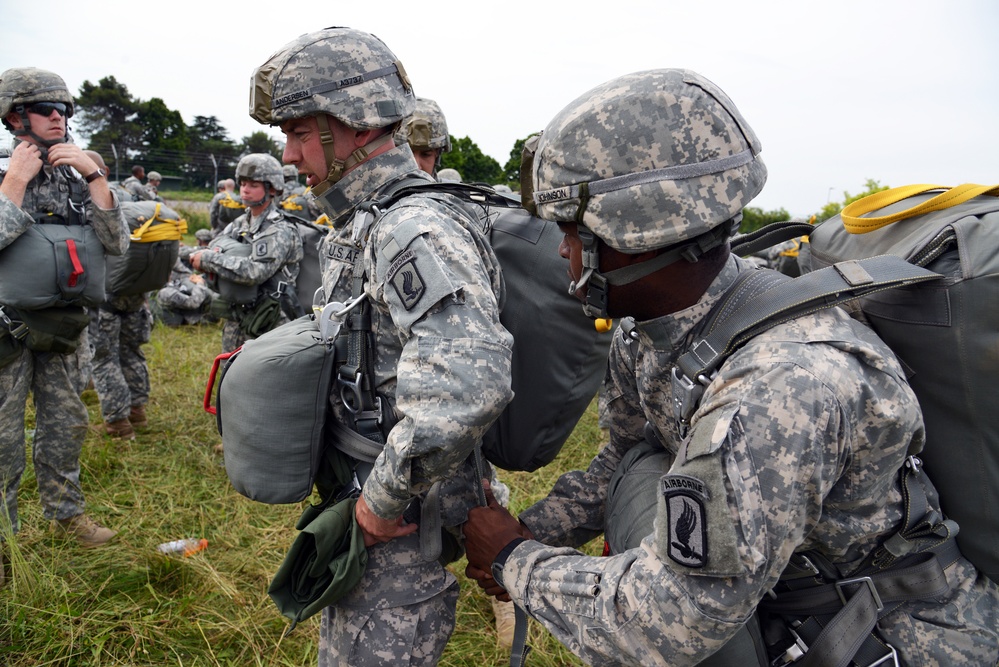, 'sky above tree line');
2,0,995,217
